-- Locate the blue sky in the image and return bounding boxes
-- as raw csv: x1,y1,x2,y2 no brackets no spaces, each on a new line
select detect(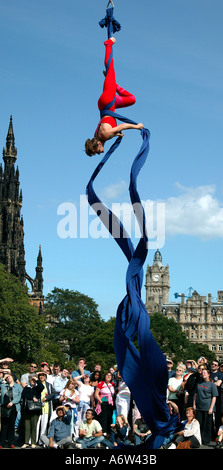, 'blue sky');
0,0,222,319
